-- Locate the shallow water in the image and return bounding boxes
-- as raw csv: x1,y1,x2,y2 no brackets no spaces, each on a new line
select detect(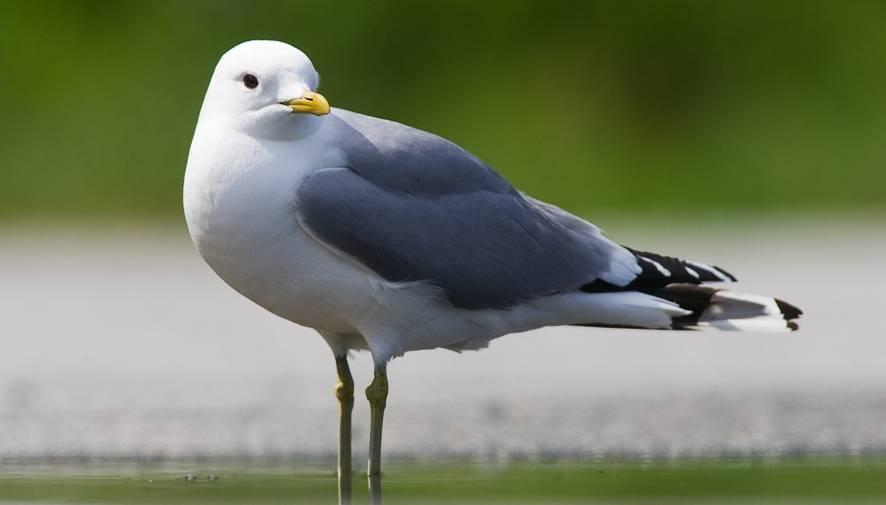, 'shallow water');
2,459,886,504
1,217,884,460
